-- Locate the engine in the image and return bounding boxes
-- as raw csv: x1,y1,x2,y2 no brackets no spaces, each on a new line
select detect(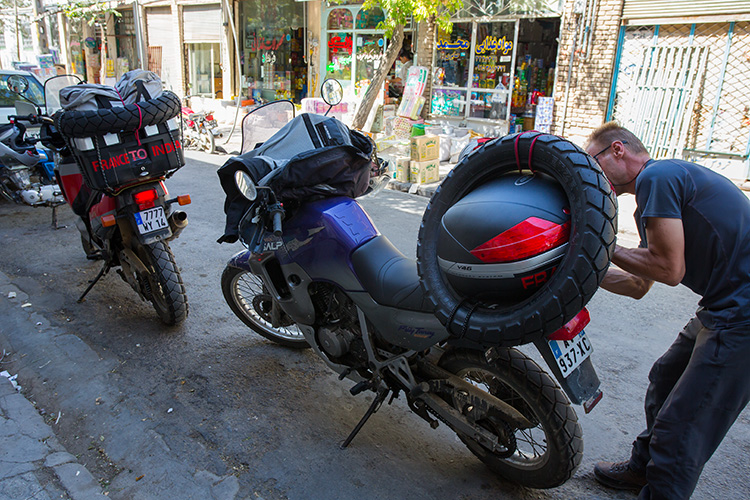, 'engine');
309,283,367,364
